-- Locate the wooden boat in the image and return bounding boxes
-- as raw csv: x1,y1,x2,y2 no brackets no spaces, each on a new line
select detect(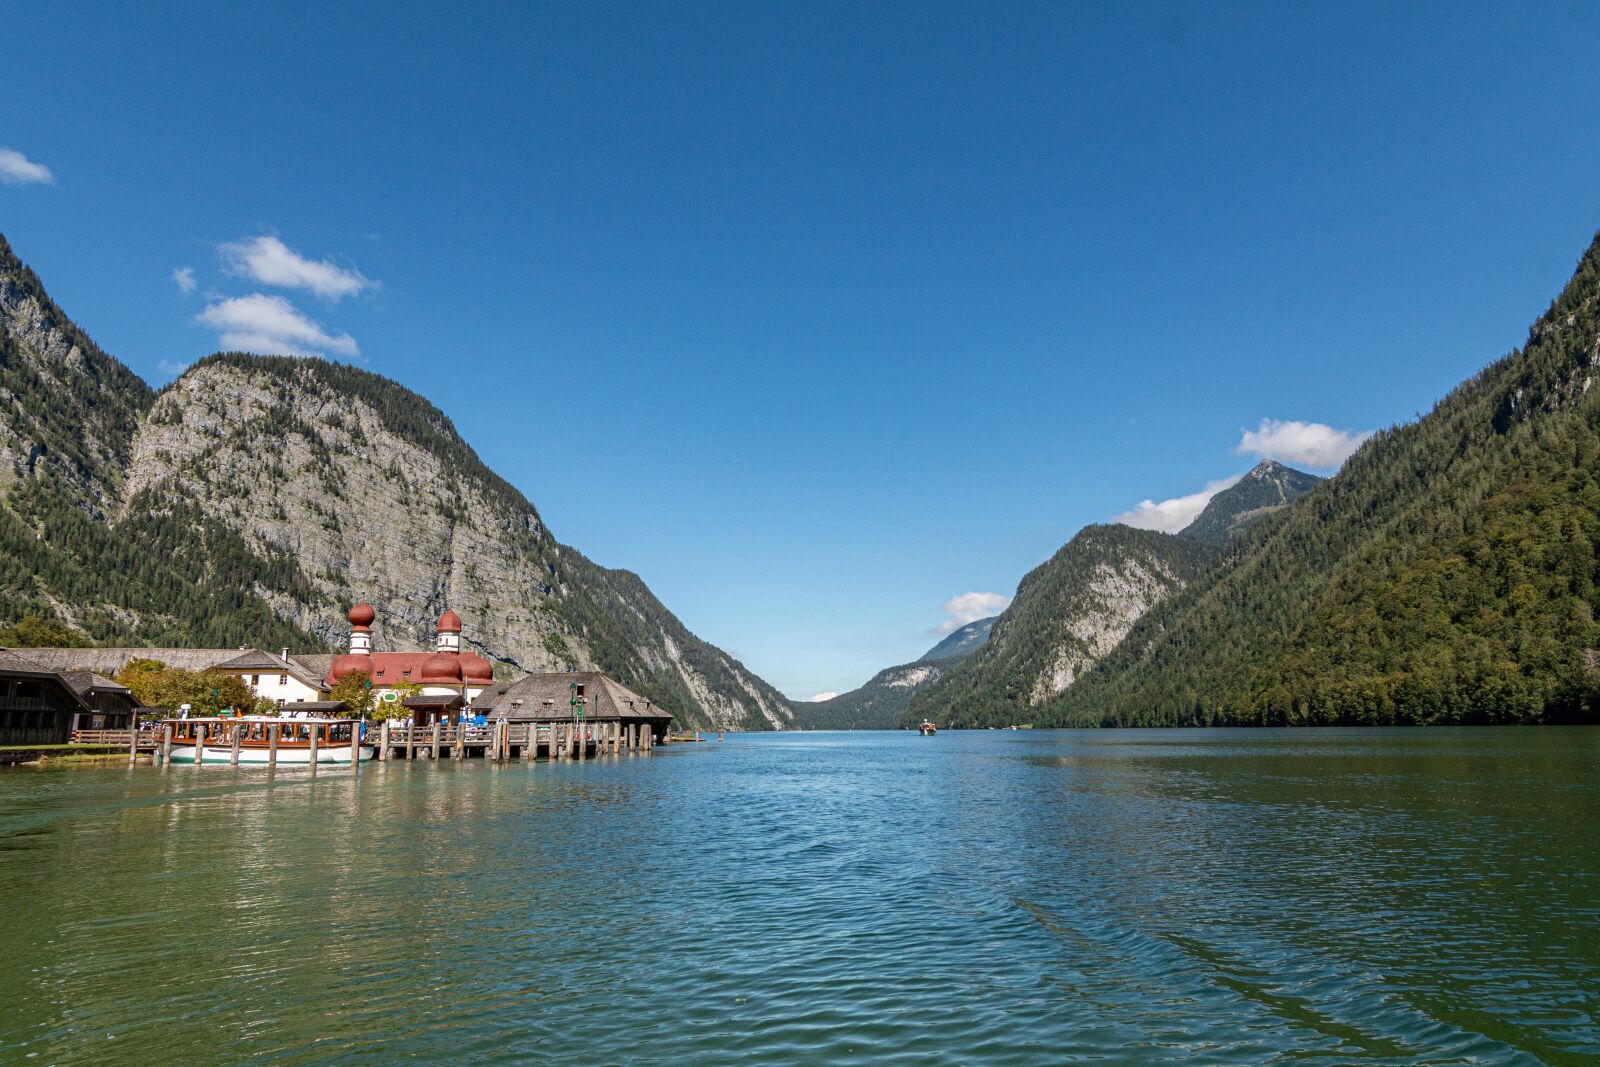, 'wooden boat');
163,716,373,764
918,719,938,735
